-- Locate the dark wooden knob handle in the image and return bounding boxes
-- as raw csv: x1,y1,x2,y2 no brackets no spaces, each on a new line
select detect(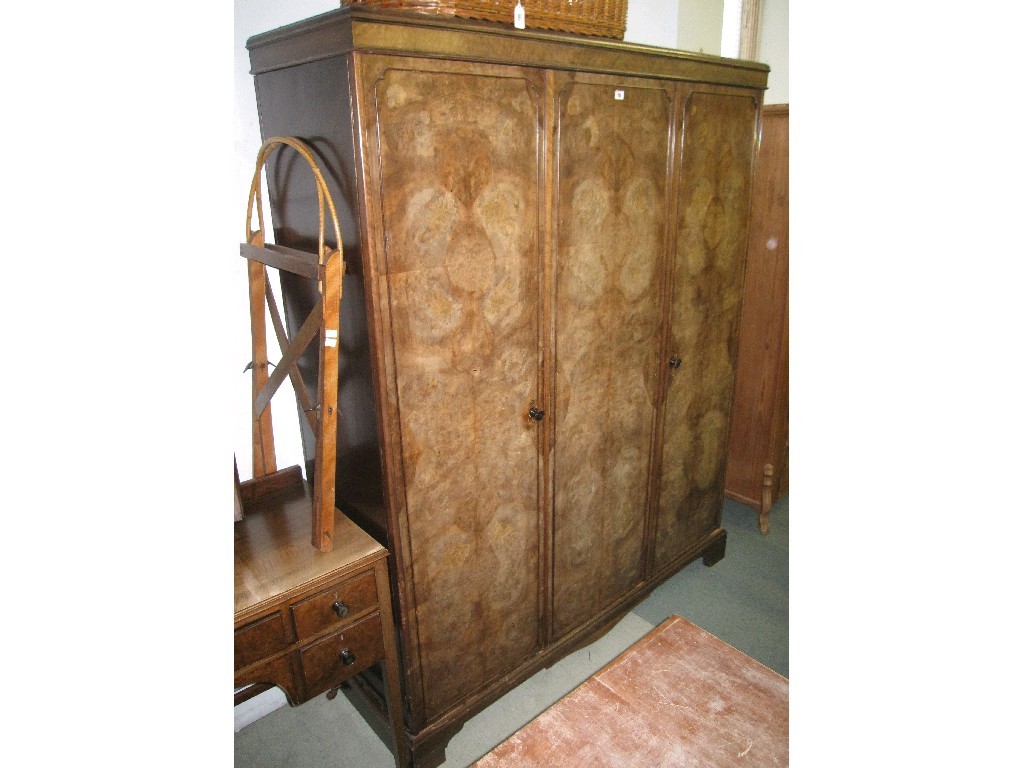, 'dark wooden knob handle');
529,406,545,421
668,355,682,369
331,601,350,618
339,648,356,666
